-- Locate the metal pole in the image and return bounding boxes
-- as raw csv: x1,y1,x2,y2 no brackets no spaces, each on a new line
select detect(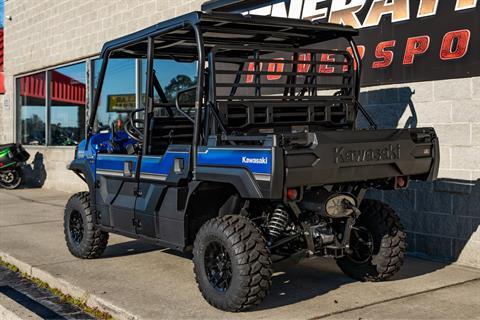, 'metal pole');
88,55,109,139
348,38,362,99
144,37,155,155
45,71,51,146
191,23,206,178
135,58,143,110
